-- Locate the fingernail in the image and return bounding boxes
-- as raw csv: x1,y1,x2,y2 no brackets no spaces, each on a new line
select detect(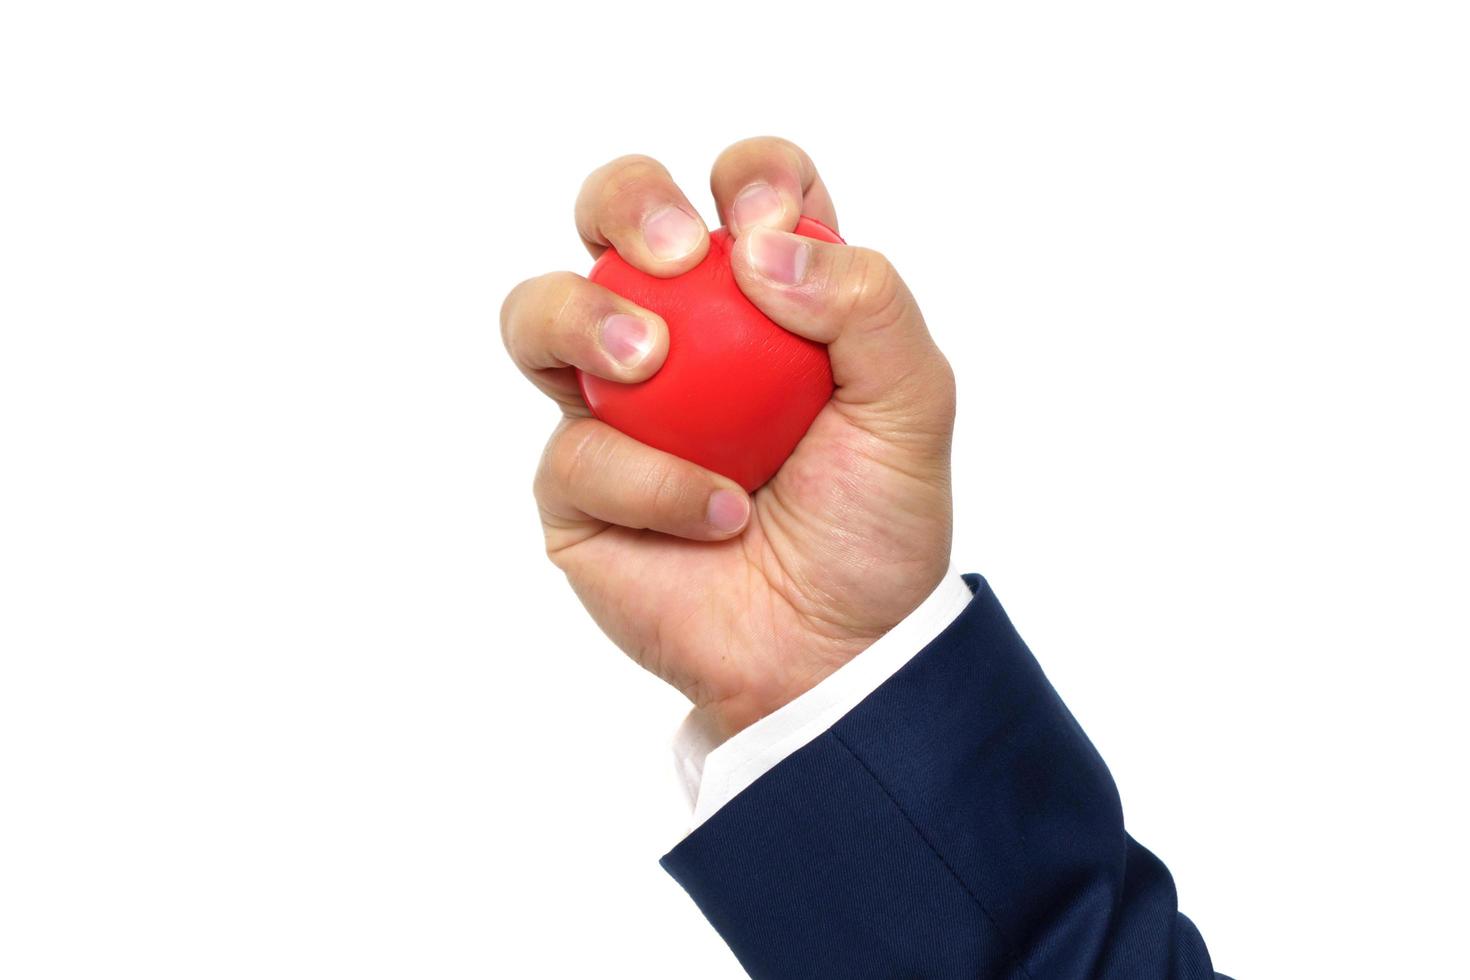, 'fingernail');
706,489,749,534
600,313,654,367
747,227,809,285
642,206,703,260
731,182,784,232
